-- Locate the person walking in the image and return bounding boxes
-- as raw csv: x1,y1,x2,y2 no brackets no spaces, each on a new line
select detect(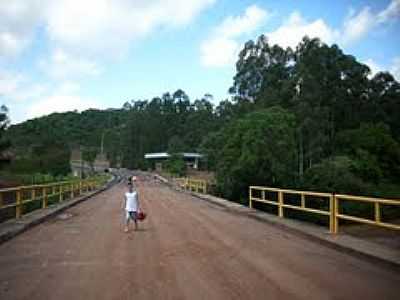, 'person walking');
124,183,139,232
